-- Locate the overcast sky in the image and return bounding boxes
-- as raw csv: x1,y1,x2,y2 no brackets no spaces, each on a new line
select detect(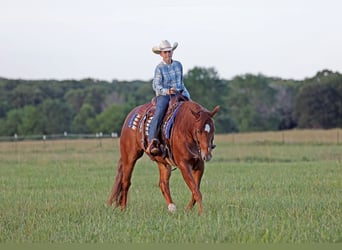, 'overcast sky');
1,0,341,81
